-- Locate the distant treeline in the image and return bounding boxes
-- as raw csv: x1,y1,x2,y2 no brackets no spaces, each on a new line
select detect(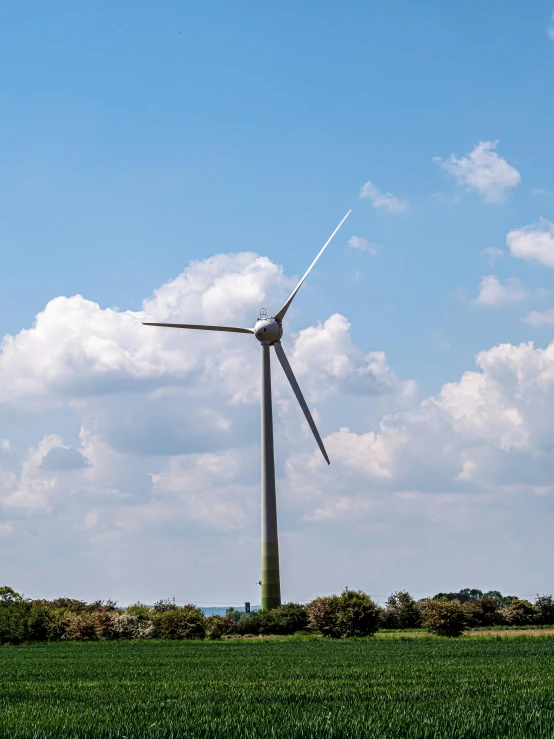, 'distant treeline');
1,585,552,643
